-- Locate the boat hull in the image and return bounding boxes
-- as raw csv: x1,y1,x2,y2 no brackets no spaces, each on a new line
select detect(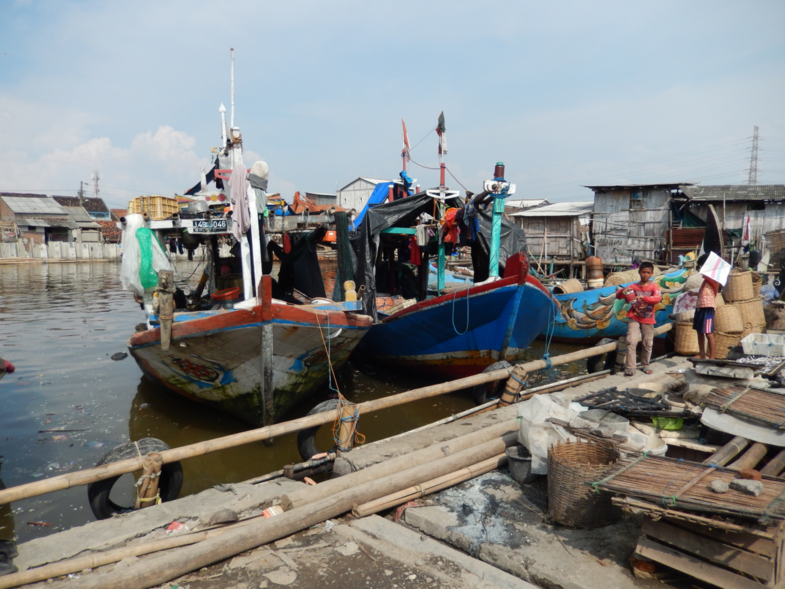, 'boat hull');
128,304,371,427
359,276,557,379
546,269,690,344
